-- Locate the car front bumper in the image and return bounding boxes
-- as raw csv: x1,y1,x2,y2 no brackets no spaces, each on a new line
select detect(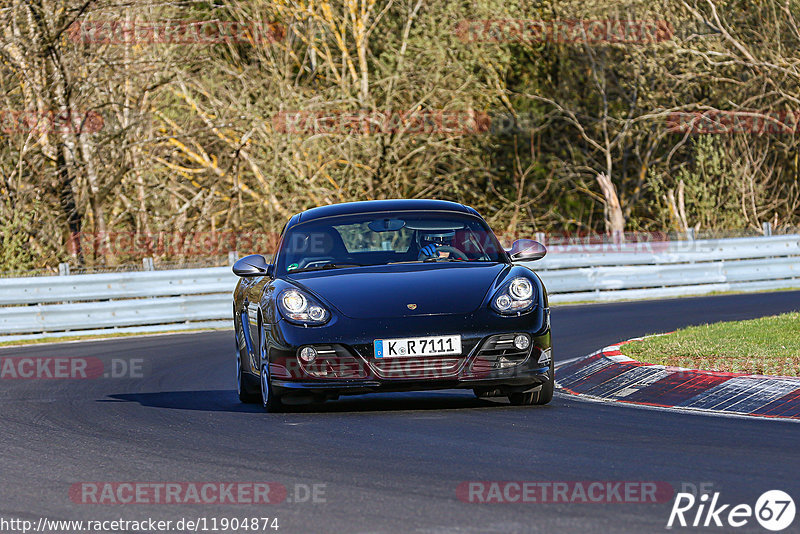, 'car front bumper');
261,307,552,400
